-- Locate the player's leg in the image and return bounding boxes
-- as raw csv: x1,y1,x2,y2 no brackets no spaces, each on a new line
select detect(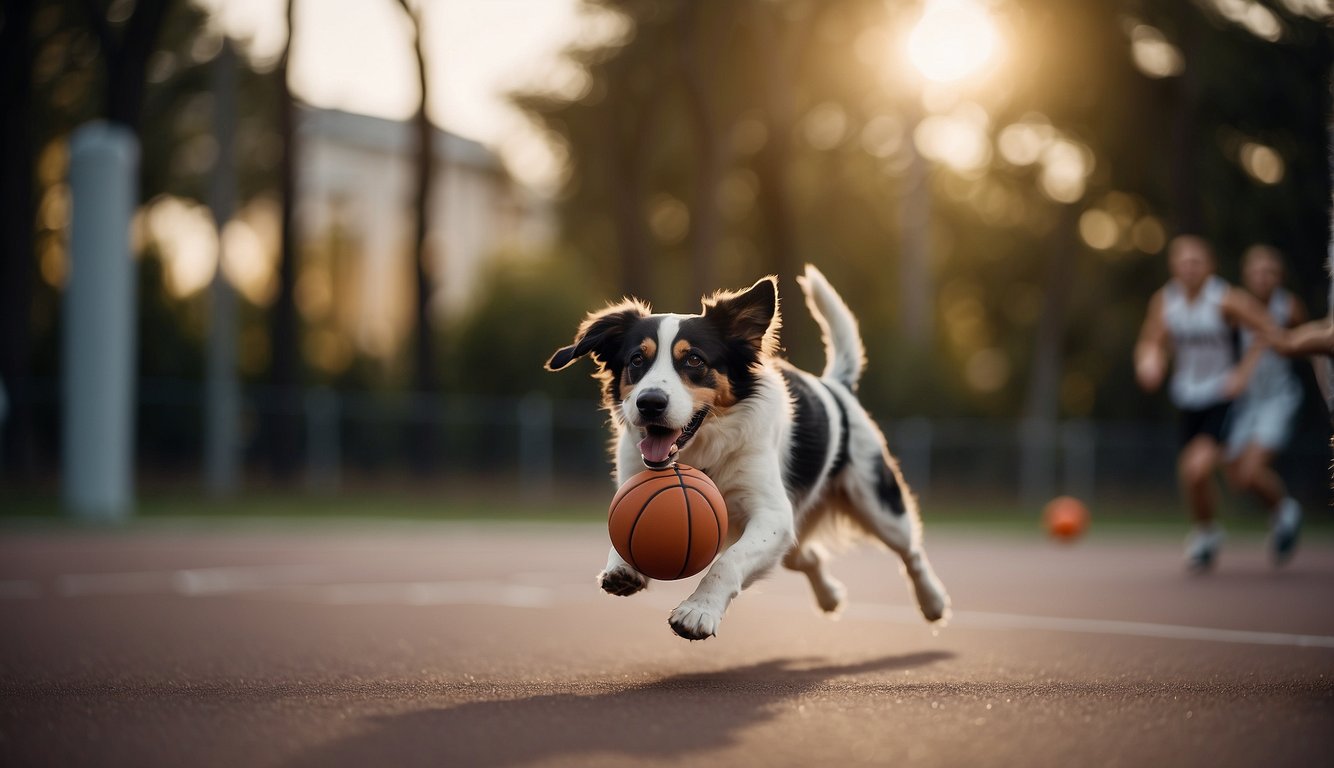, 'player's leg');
1179,435,1222,524
1225,443,1284,509
1240,392,1303,565
1179,433,1225,571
